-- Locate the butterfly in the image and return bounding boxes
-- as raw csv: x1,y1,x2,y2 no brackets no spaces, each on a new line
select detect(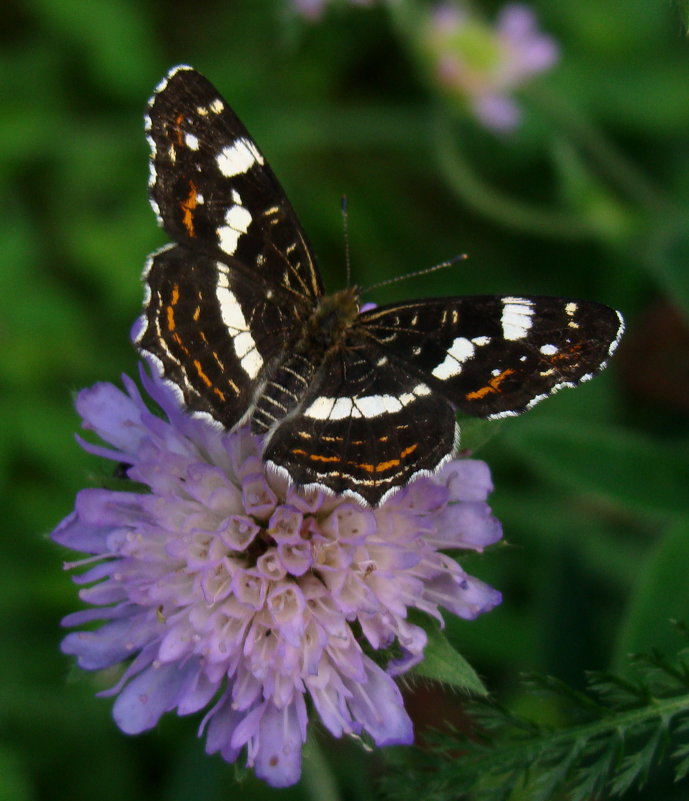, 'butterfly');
135,65,624,506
